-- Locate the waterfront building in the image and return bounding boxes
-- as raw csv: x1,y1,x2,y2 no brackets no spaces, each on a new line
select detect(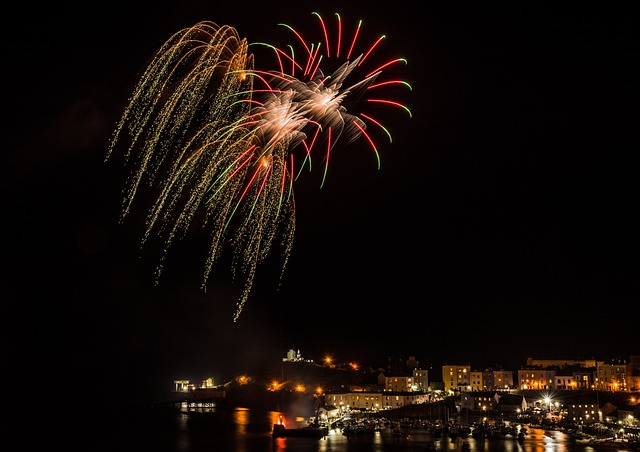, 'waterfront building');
413,368,429,392
554,374,577,390
324,389,430,412
459,390,498,412
384,373,415,392
470,368,514,391
495,393,530,414
526,357,597,368
518,369,555,390
565,394,600,424
596,359,629,391
571,370,593,389
493,369,515,390
470,370,483,391
174,379,195,392
614,403,640,428
442,364,471,393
